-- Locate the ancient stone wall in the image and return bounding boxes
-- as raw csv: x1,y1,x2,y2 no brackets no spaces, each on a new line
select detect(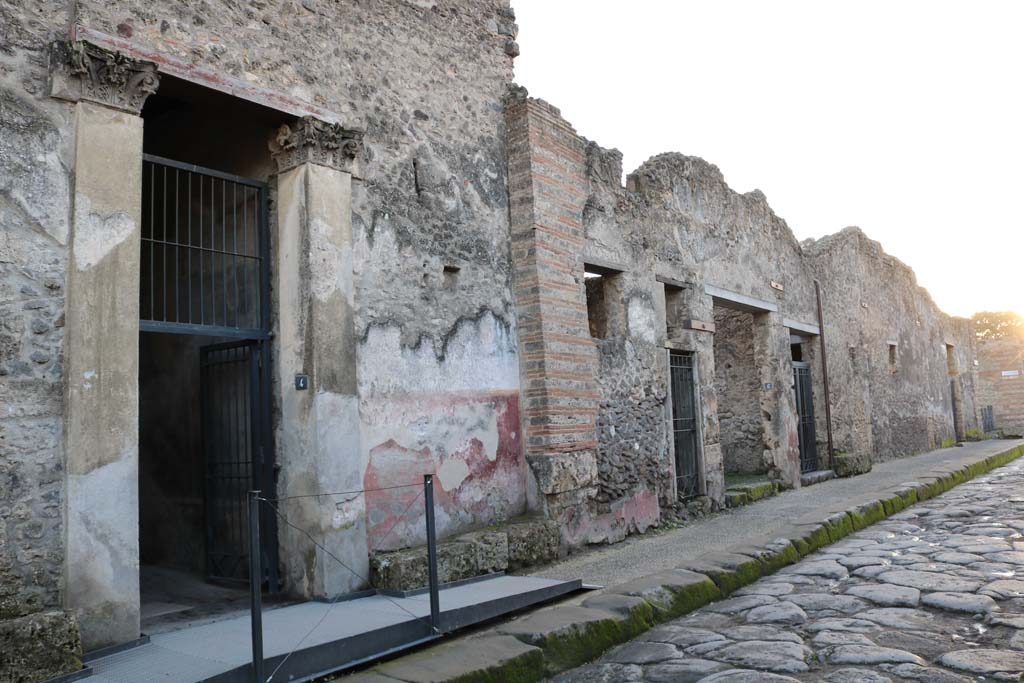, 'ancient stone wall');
0,0,76,634
803,227,979,459
2,0,525,660
713,308,764,475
